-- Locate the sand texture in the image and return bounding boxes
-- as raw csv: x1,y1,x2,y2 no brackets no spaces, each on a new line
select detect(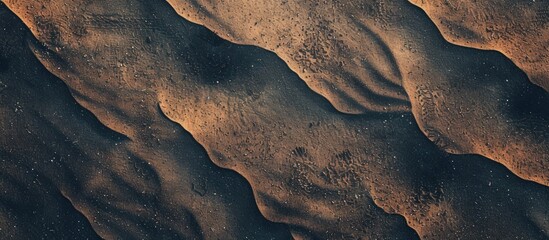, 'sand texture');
164,0,549,187
0,0,548,239
409,0,549,91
